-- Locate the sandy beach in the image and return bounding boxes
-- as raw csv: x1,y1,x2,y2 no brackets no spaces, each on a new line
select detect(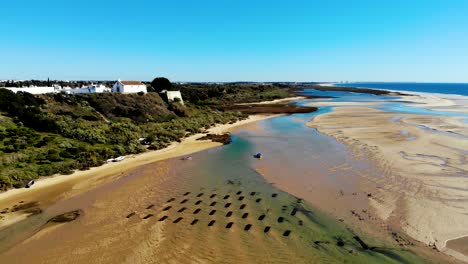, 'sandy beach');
307,99,468,261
